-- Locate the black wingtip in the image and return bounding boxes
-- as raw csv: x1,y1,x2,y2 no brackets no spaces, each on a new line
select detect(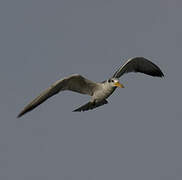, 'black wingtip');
72,109,81,112
17,114,21,118
154,70,164,78
17,111,26,118
145,65,164,78
161,71,165,77
17,107,32,118
72,108,82,112
157,69,164,77
160,73,164,78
